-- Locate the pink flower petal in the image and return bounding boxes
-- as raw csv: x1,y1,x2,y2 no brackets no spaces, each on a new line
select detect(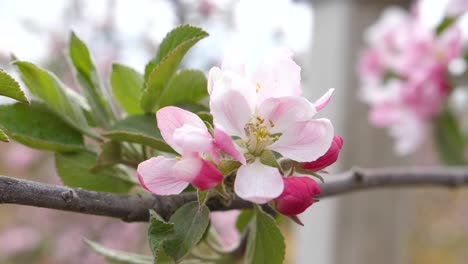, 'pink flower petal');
190,159,224,191
137,157,189,195
301,135,343,171
210,210,241,251
270,118,334,162
446,0,468,16
275,176,320,216
257,96,316,134
234,161,284,204
156,106,208,153
173,158,223,191
214,127,246,164
172,158,202,182
173,124,214,154
313,88,335,112
252,48,302,103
